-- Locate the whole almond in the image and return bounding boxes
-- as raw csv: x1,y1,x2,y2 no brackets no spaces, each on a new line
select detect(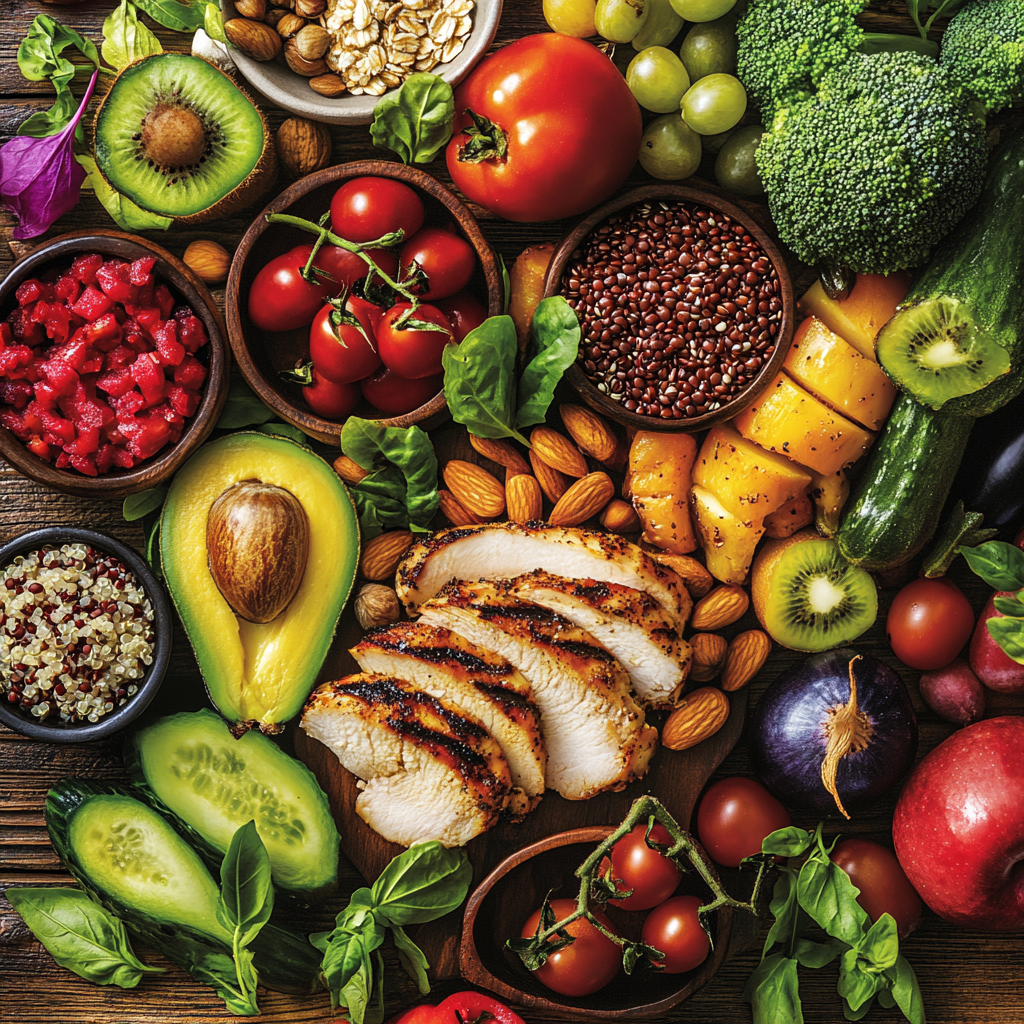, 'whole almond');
438,488,482,527
224,17,282,60
234,0,266,18
183,240,230,284
507,474,543,524
333,453,368,486
276,117,331,178
275,11,306,36
691,585,750,630
529,449,568,503
662,687,730,751
560,405,619,464
443,461,506,519
361,531,413,581
549,472,616,527
600,498,640,534
470,434,531,478
722,630,772,692
295,0,325,14
294,22,329,59
309,73,347,97
644,548,715,599
689,632,728,682
284,37,327,75
530,427,588,478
